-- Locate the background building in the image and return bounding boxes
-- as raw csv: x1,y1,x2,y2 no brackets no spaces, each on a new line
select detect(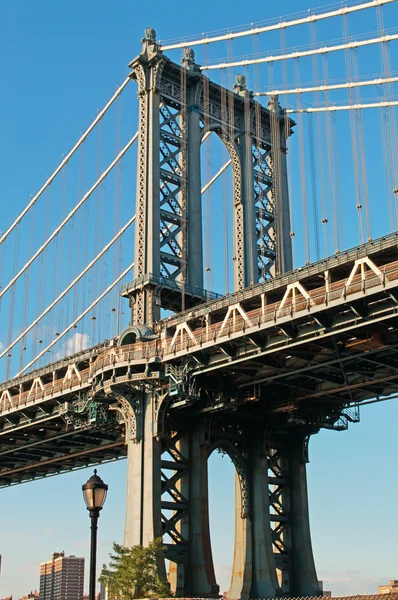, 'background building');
40,552,84,600
379,580,398,594
318,580,332,597
18,592,39,600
